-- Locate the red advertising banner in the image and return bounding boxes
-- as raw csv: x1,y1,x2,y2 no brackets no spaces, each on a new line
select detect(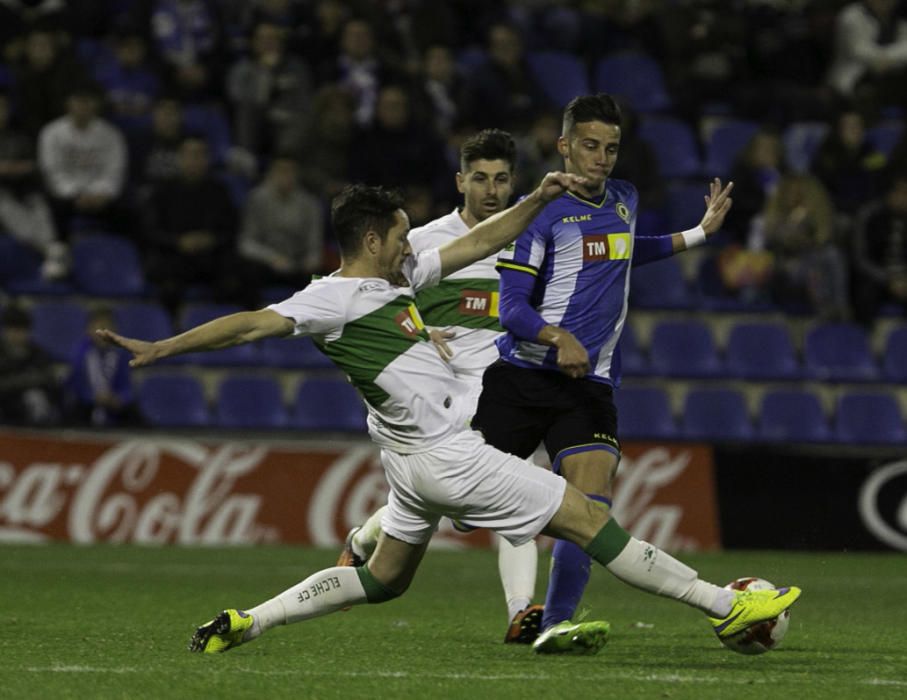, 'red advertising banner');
0,430,720,550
